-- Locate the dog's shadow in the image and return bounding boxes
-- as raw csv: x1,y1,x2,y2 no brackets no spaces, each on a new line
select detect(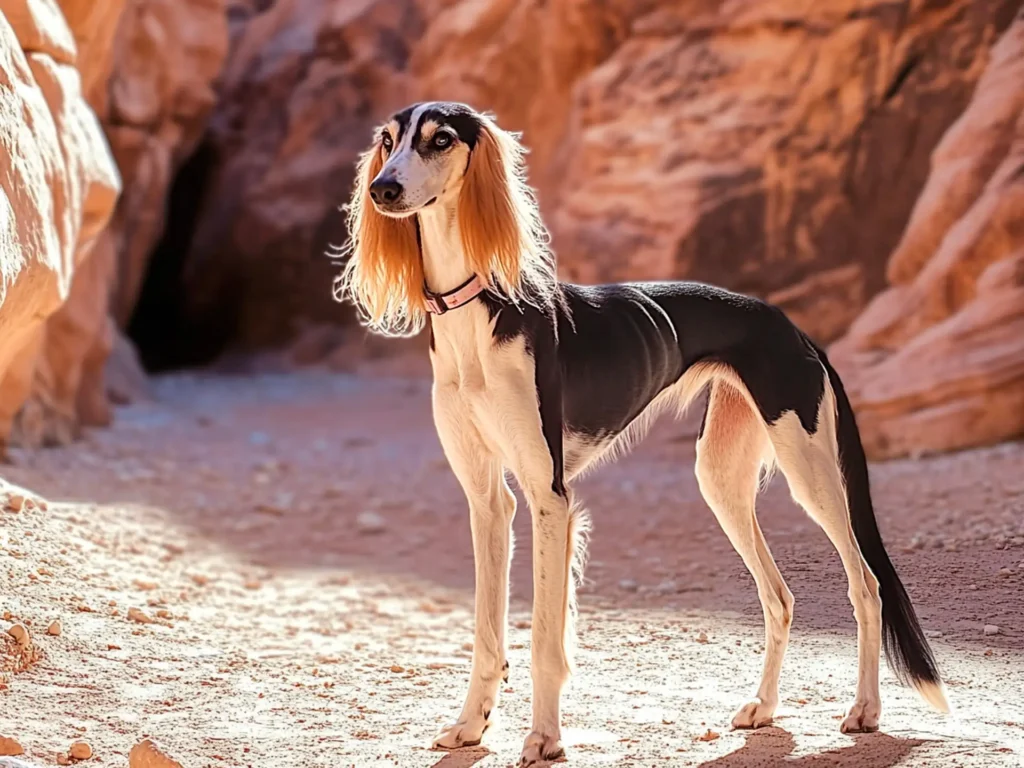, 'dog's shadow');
423,727,924,768
429,746,493,768
699,727,924,768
